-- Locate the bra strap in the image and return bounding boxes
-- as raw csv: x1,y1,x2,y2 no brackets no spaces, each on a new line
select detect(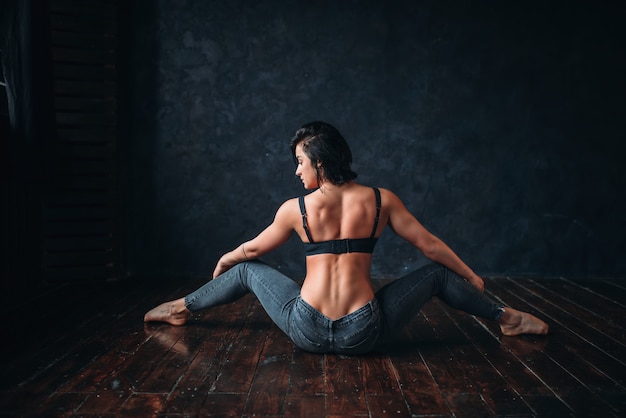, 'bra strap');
298,196,315,243
370,187,381,238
